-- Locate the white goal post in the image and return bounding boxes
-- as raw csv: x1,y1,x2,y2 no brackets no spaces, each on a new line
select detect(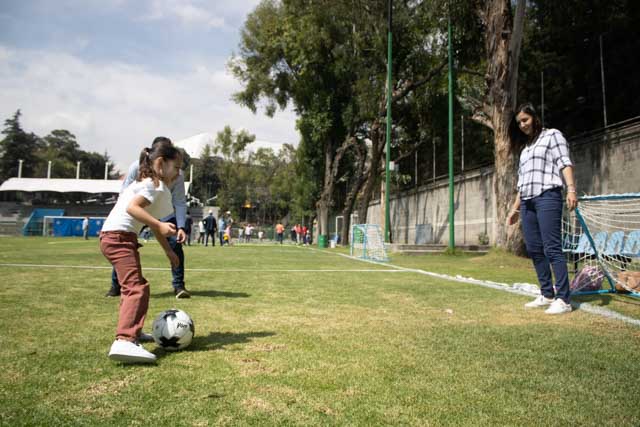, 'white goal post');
350,224,389,262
